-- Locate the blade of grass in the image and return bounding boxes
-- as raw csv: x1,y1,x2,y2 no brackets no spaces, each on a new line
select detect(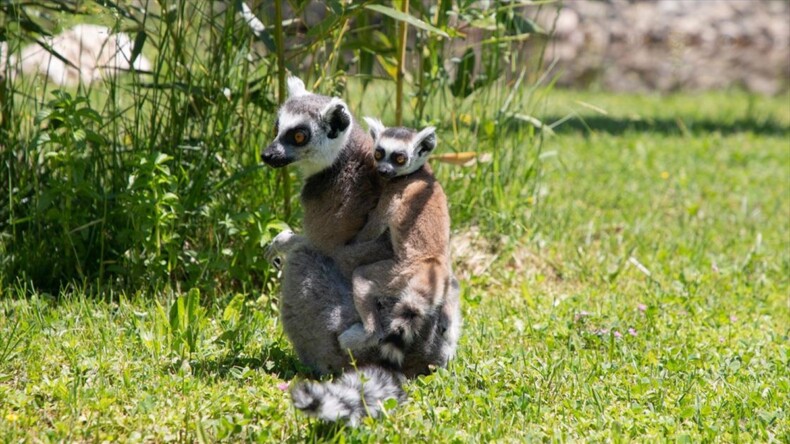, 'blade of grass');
395,0,410,126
